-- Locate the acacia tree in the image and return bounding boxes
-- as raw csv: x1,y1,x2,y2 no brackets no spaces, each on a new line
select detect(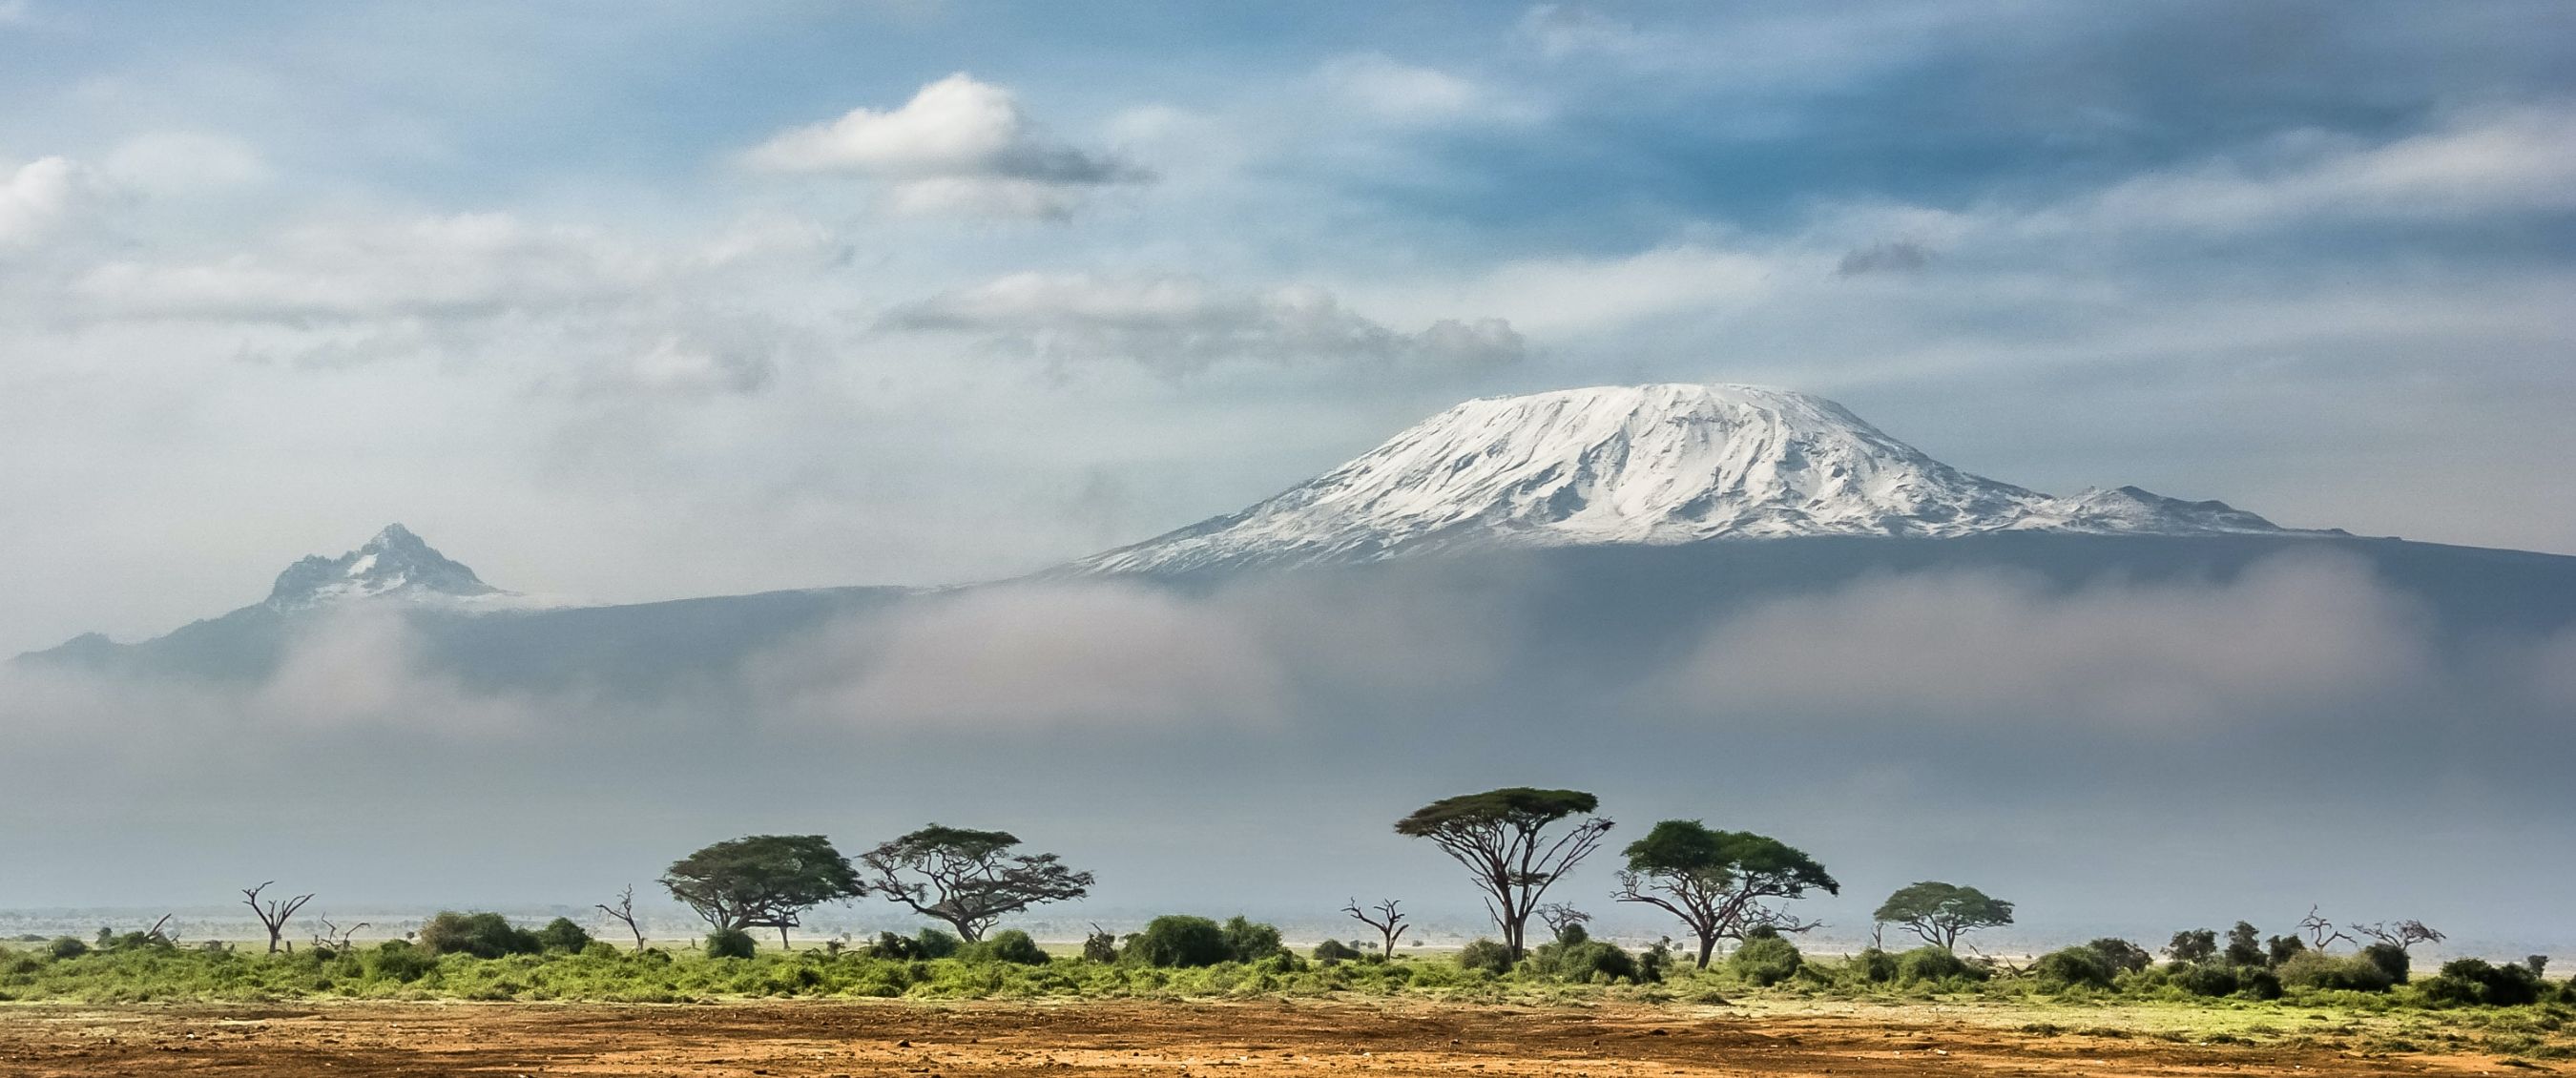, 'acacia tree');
242,881,314,954
1395,787,1612,960
860,825,1093,943
1342,898,1409,956
1873,881,2013,951
1612,820,1839,968
660,835,862,948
